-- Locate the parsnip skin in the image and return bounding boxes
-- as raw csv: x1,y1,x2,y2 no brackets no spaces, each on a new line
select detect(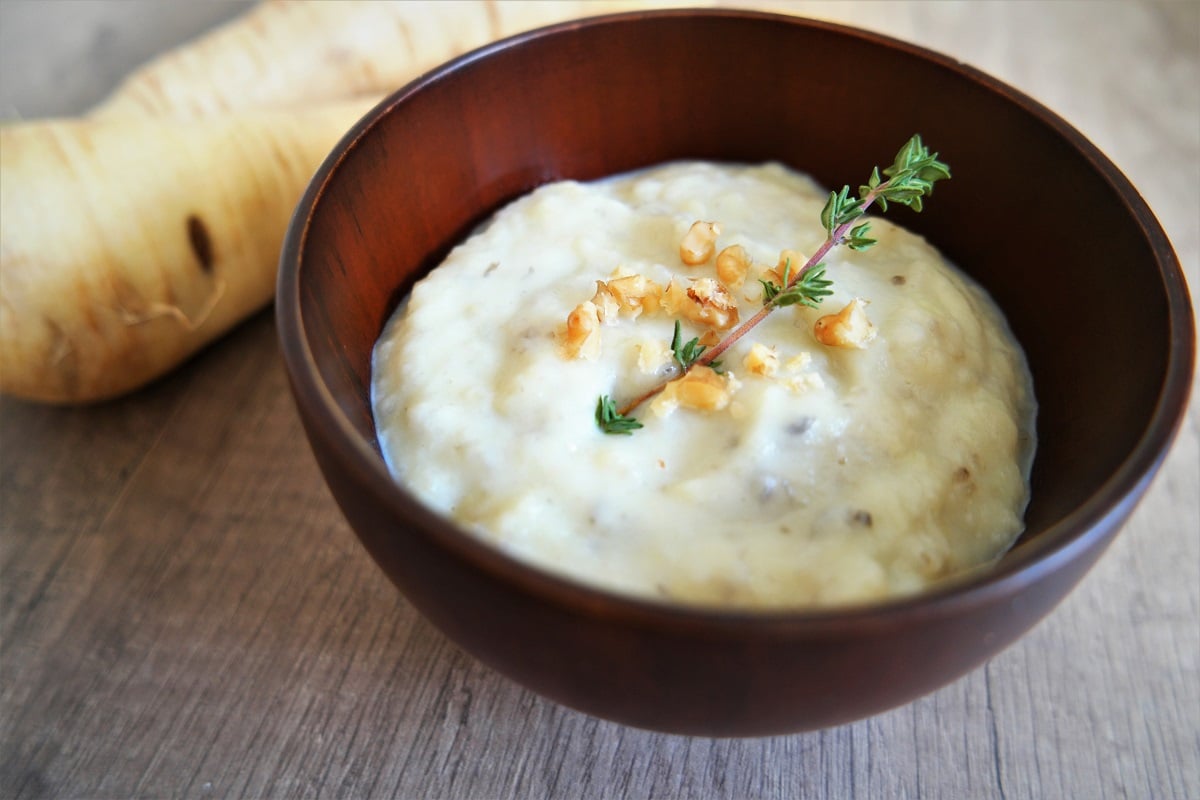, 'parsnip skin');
0,100,375,403
4,0,714,404
90,0,707,119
